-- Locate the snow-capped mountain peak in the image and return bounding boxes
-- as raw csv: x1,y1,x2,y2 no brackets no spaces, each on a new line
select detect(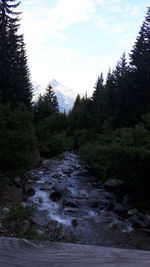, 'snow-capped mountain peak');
51,79,77,113
33,79,78,113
